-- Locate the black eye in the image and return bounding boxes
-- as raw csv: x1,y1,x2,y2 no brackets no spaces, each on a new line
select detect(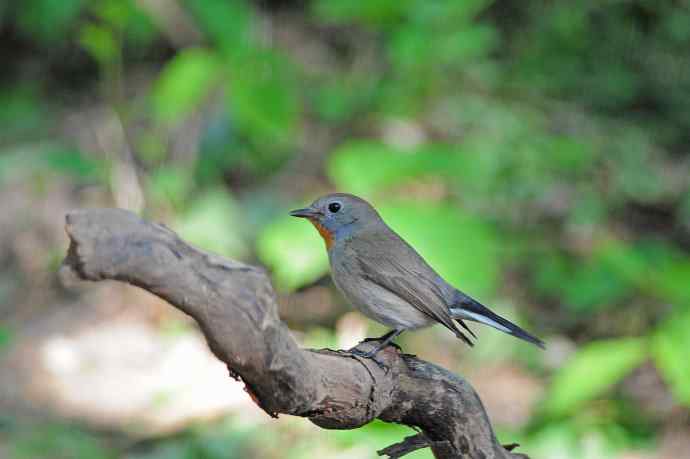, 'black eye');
328,202,341,213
